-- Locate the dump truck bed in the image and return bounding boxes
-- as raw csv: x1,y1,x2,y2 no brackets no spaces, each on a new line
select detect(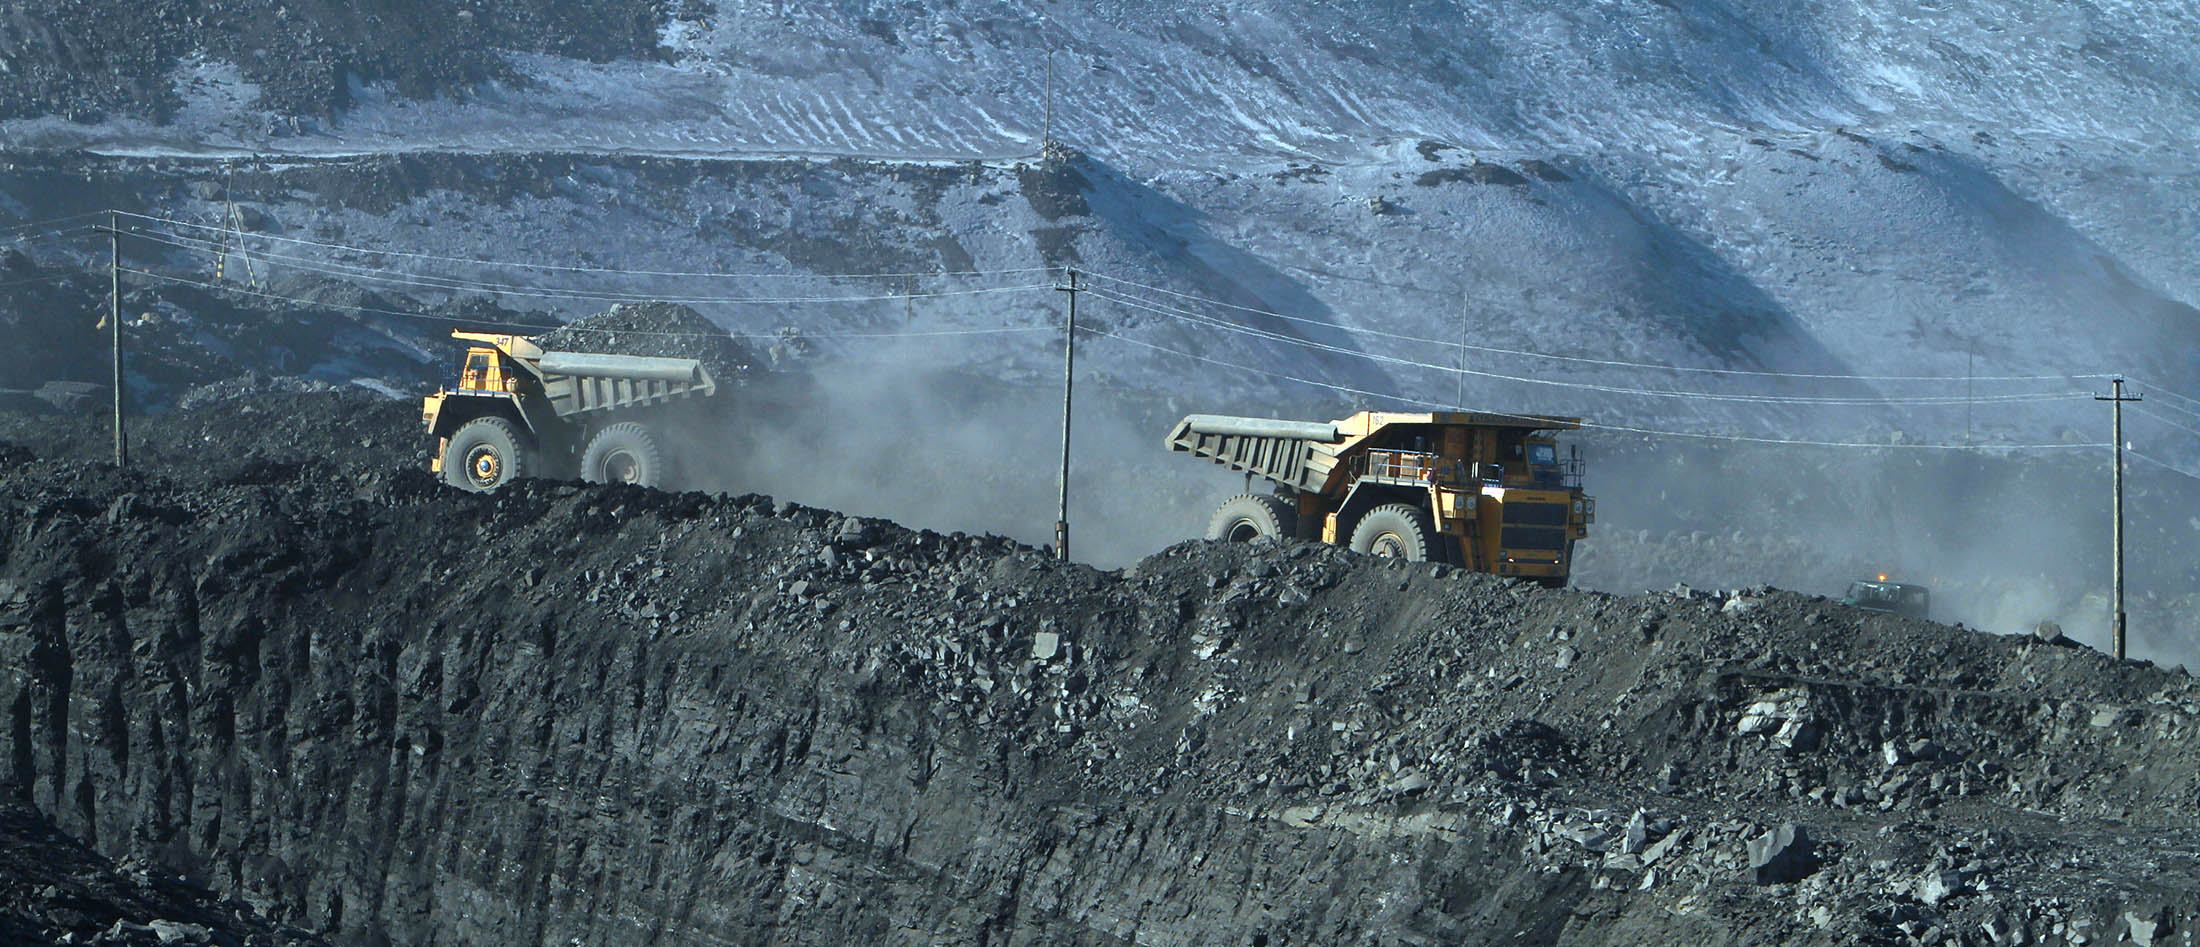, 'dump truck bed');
1166,414,1344,493
1167,411,1581,494
536,354,714,416
448,331,717,418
